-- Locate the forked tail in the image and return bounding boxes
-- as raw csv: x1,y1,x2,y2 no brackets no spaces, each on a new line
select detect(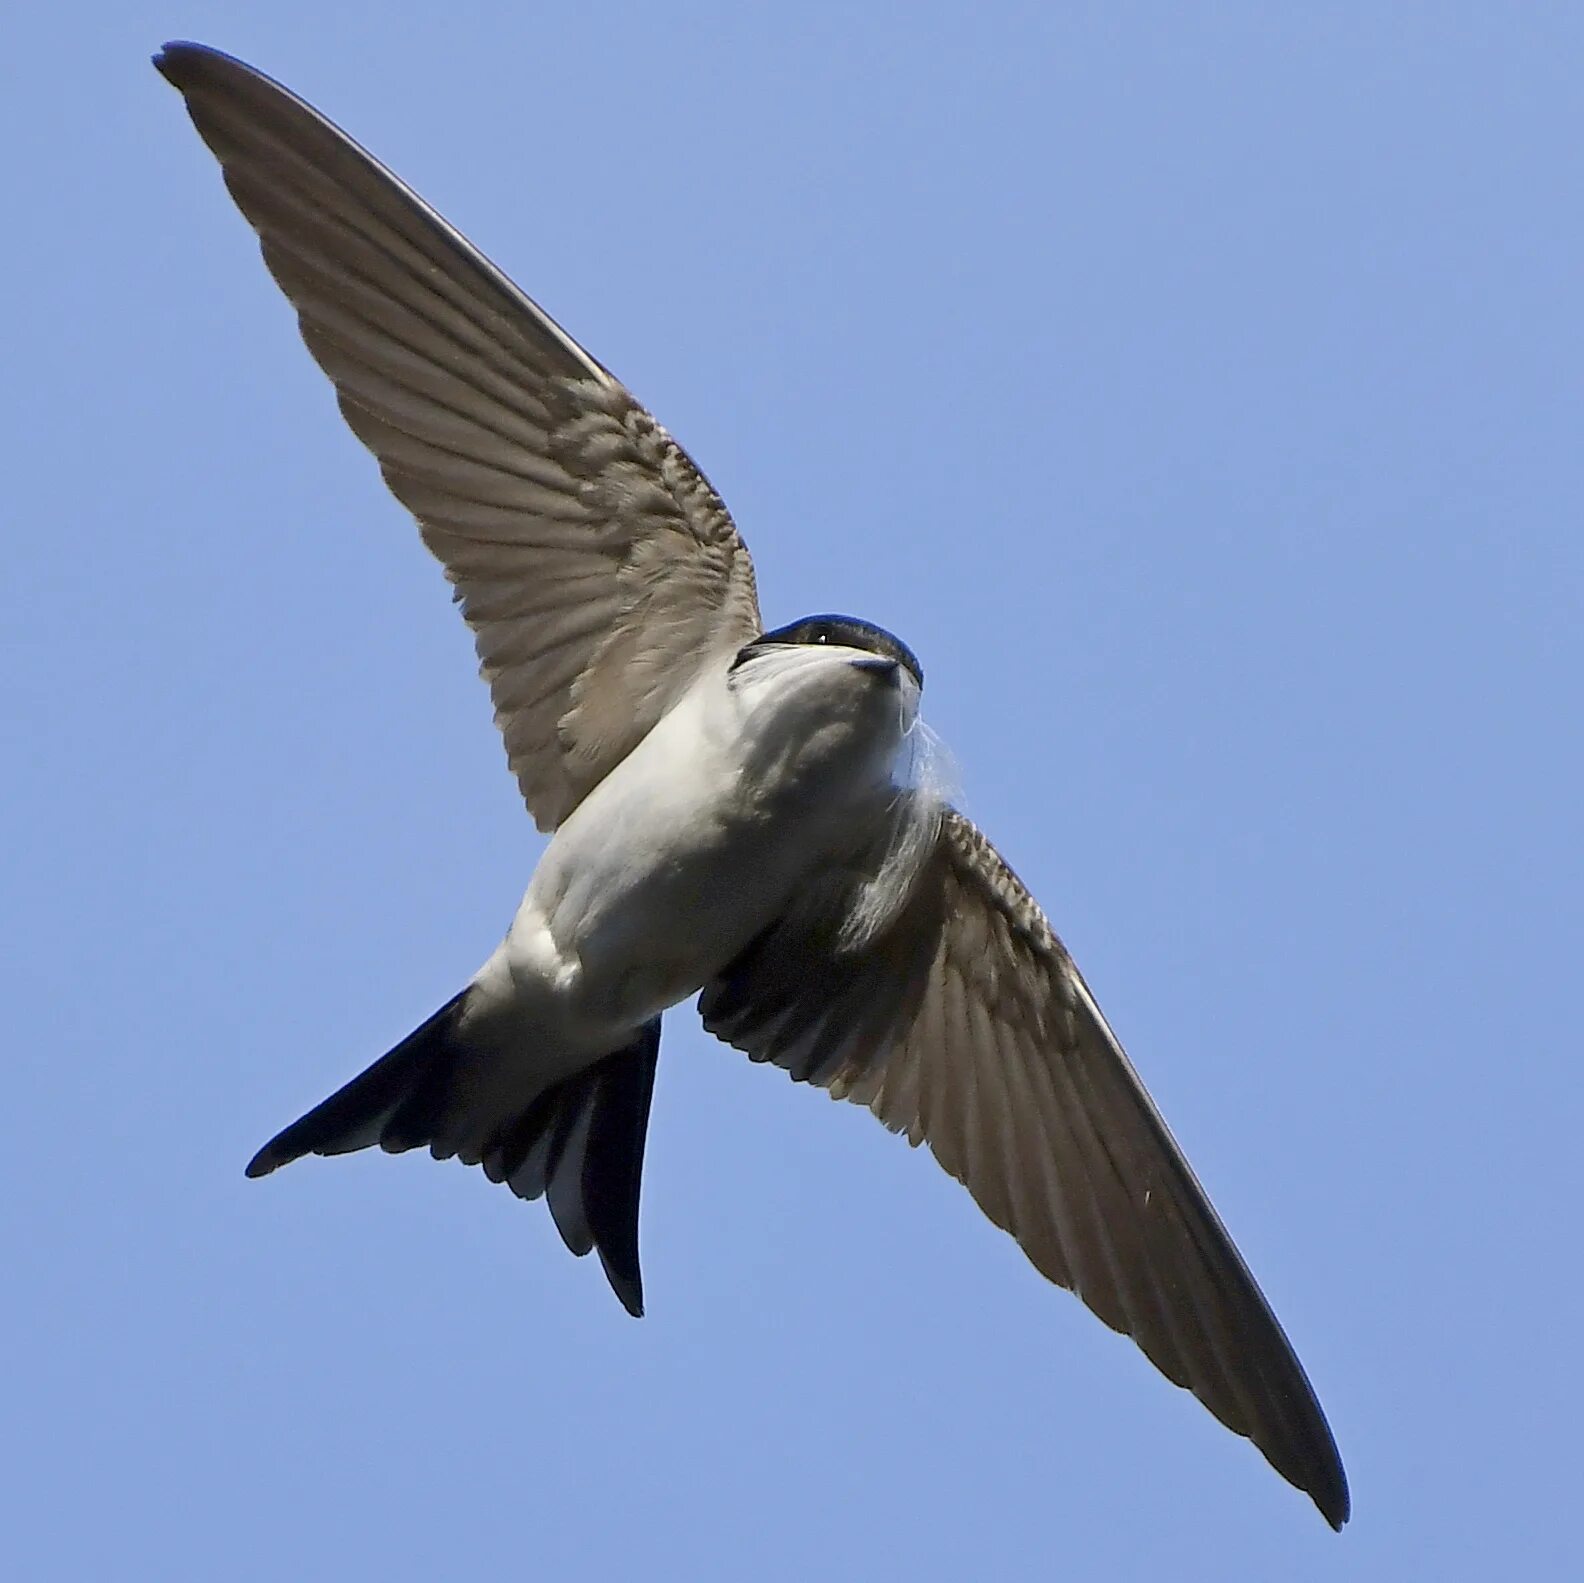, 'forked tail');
246,996,661,1316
